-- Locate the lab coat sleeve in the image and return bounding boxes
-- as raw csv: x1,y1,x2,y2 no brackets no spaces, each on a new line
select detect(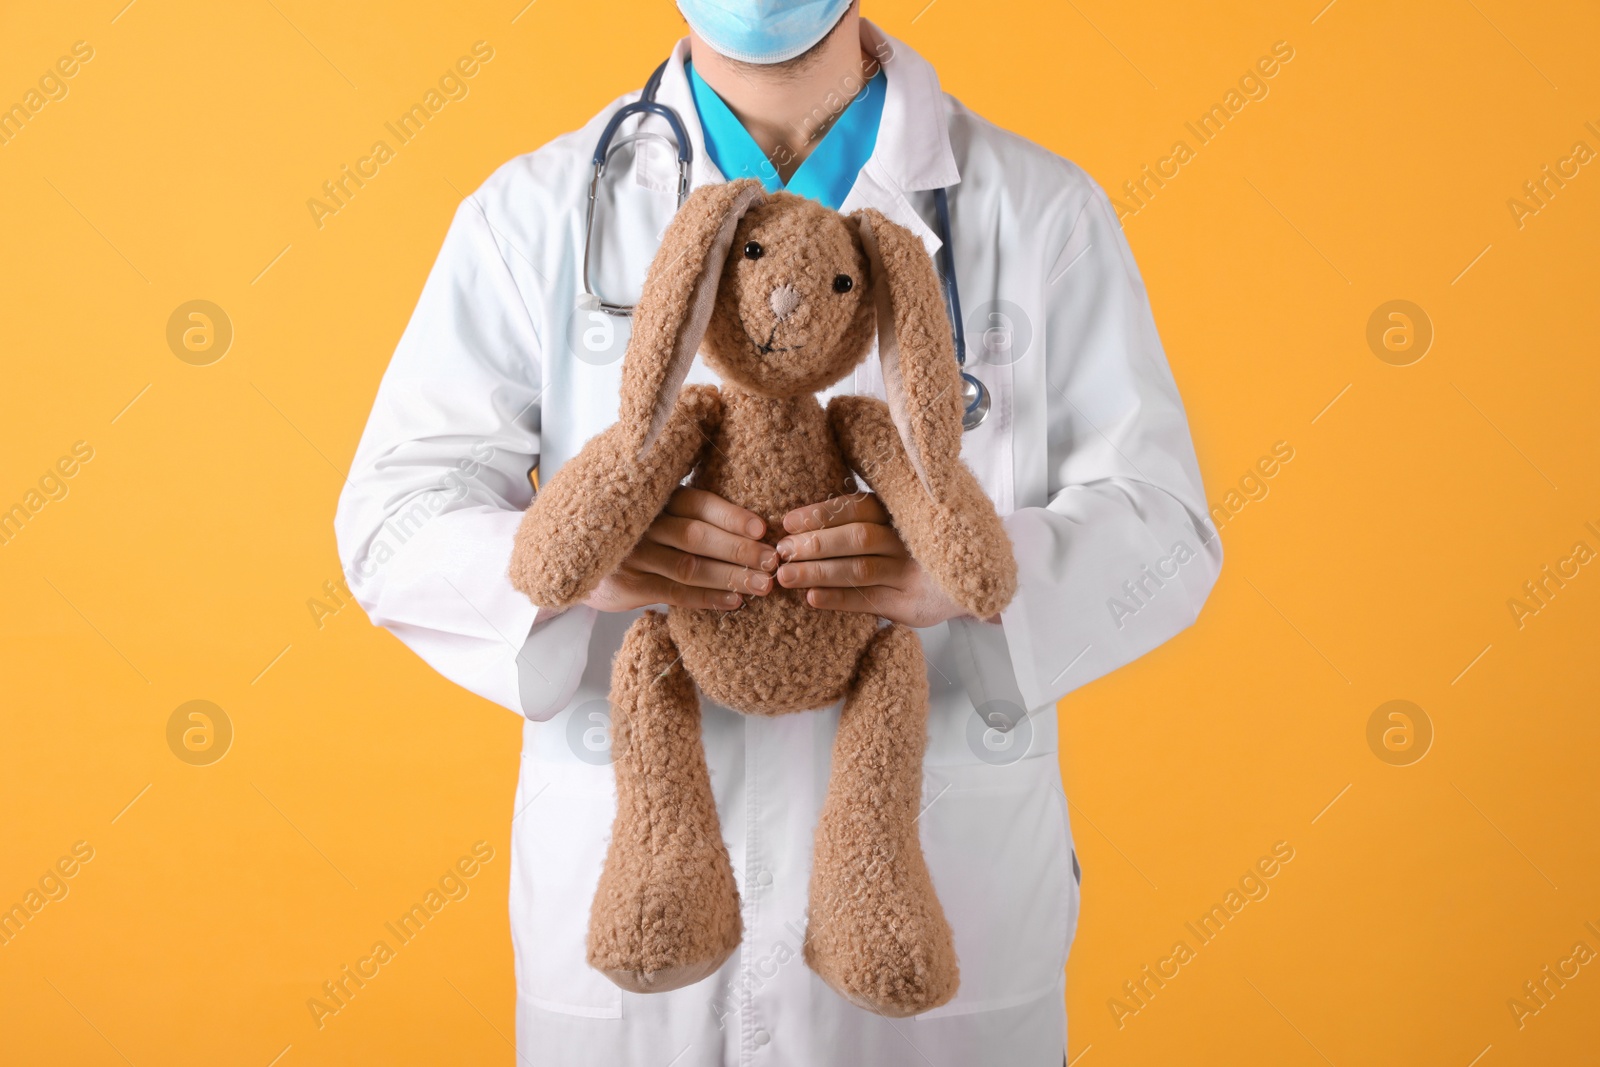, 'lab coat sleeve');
999,184,1222,712
333,196,596,720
